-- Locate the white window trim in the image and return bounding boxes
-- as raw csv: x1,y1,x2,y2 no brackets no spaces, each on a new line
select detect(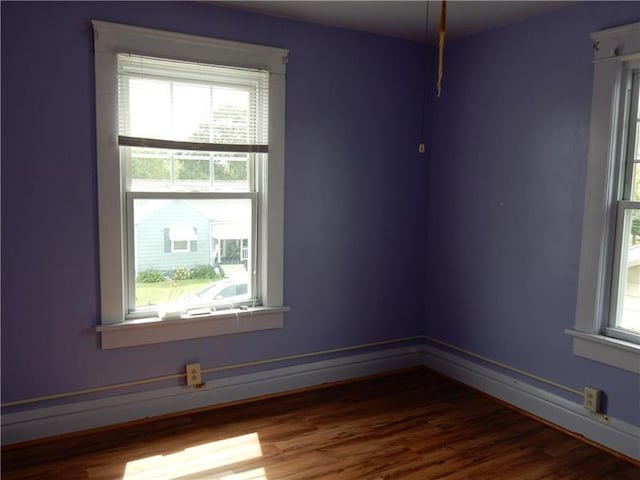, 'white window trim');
569,22,640,373
96,307,289,349
93,21,288,348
